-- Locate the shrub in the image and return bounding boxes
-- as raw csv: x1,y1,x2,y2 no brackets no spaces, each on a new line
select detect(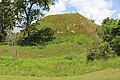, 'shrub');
99,41,116,59
87,42,99,61
111,36,120,55
87,41,116,61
